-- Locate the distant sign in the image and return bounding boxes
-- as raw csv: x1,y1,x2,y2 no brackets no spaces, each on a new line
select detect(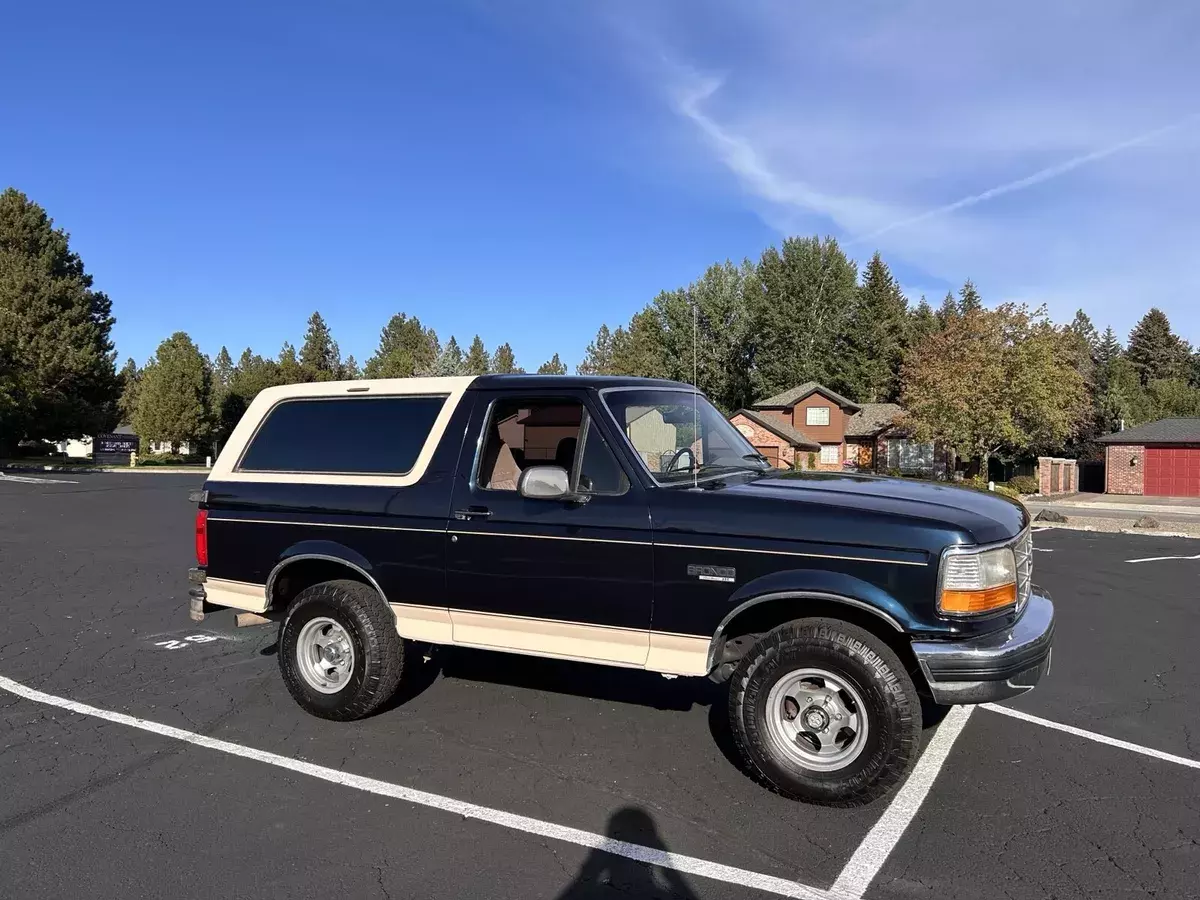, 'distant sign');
96,433,139,454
